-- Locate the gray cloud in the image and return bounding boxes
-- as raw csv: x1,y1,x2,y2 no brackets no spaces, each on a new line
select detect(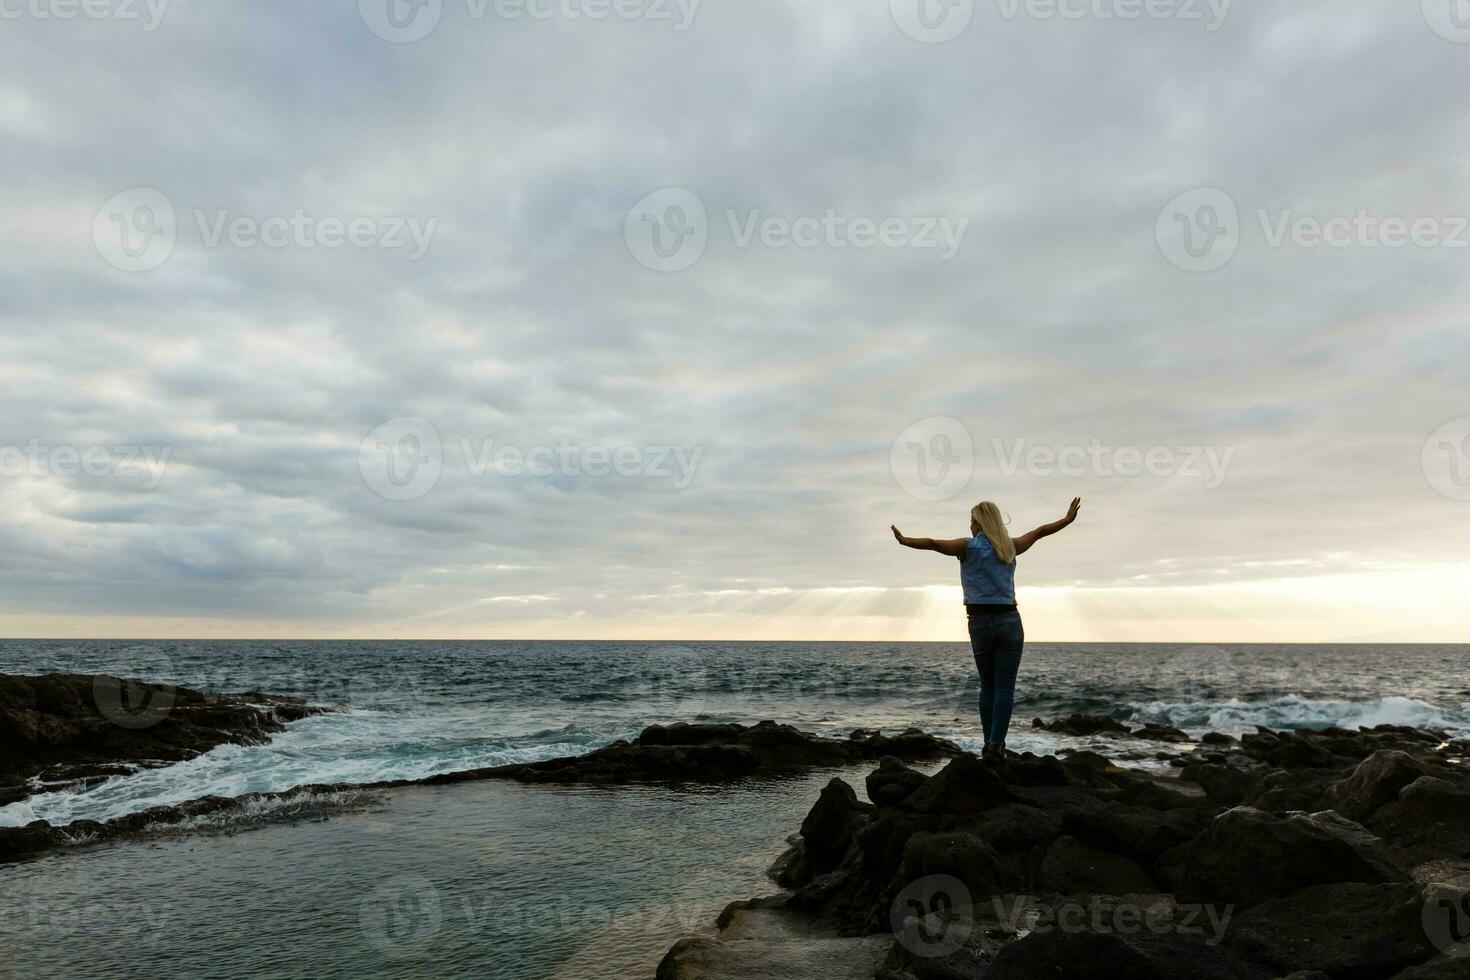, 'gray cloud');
1,0,1468,635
